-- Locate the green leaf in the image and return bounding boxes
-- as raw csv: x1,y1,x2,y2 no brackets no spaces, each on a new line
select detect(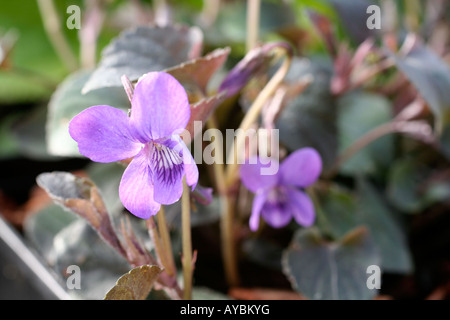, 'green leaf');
357,179,413,274
23,203,78,261
390,37,450,133
204,0,296,48
52,220,131,300
82,25,203,93
165,47,230,95
282,227,380,300
325,0,378,44
387,156,450,214
276,57,337,171
36,171,125,257
337,91,394,176
0,1,70,103
46,70,130,157
104,265,162,300
316,184,359,239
